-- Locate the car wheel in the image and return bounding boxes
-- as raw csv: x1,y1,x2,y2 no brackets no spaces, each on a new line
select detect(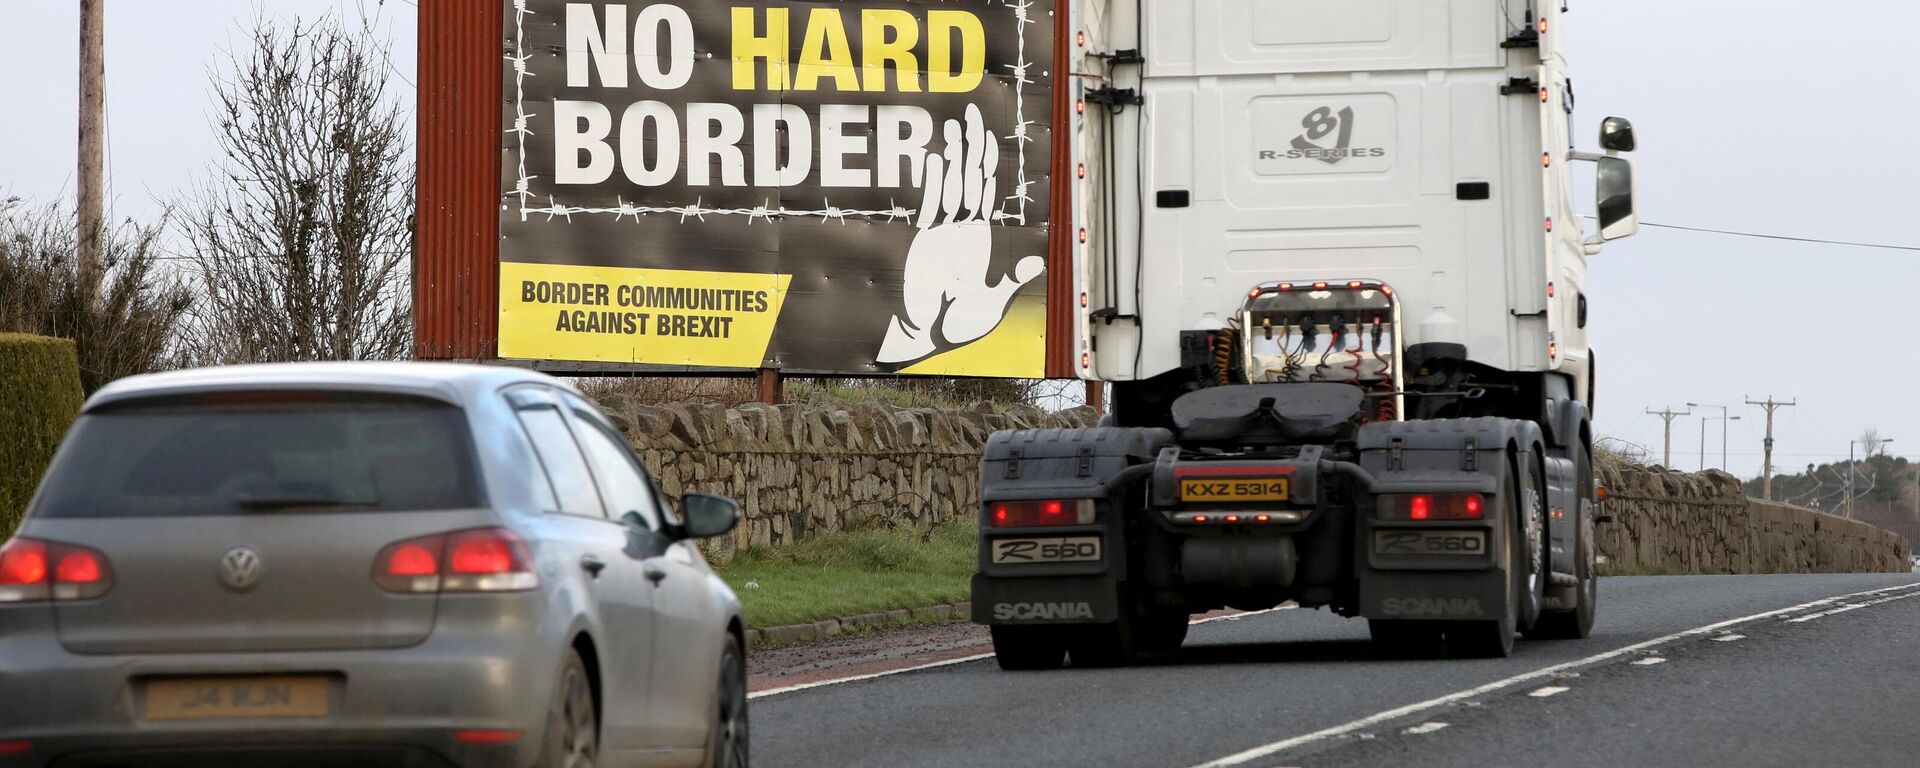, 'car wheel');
705,634,750,768
541,649,598,768
990,624,1067,671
